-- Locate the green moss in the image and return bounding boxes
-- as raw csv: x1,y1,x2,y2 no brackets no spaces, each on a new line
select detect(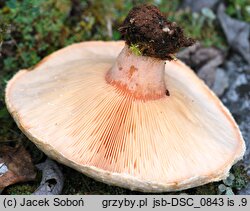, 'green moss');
226,0,250,22
231,165,249,191
5,183,38,195
130,44,142,56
